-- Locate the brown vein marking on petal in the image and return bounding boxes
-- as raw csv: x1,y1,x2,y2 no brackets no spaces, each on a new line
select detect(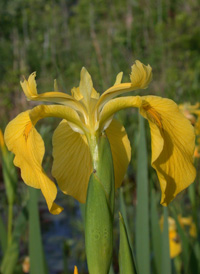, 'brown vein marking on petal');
142,102,163,129
23,122,32,141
